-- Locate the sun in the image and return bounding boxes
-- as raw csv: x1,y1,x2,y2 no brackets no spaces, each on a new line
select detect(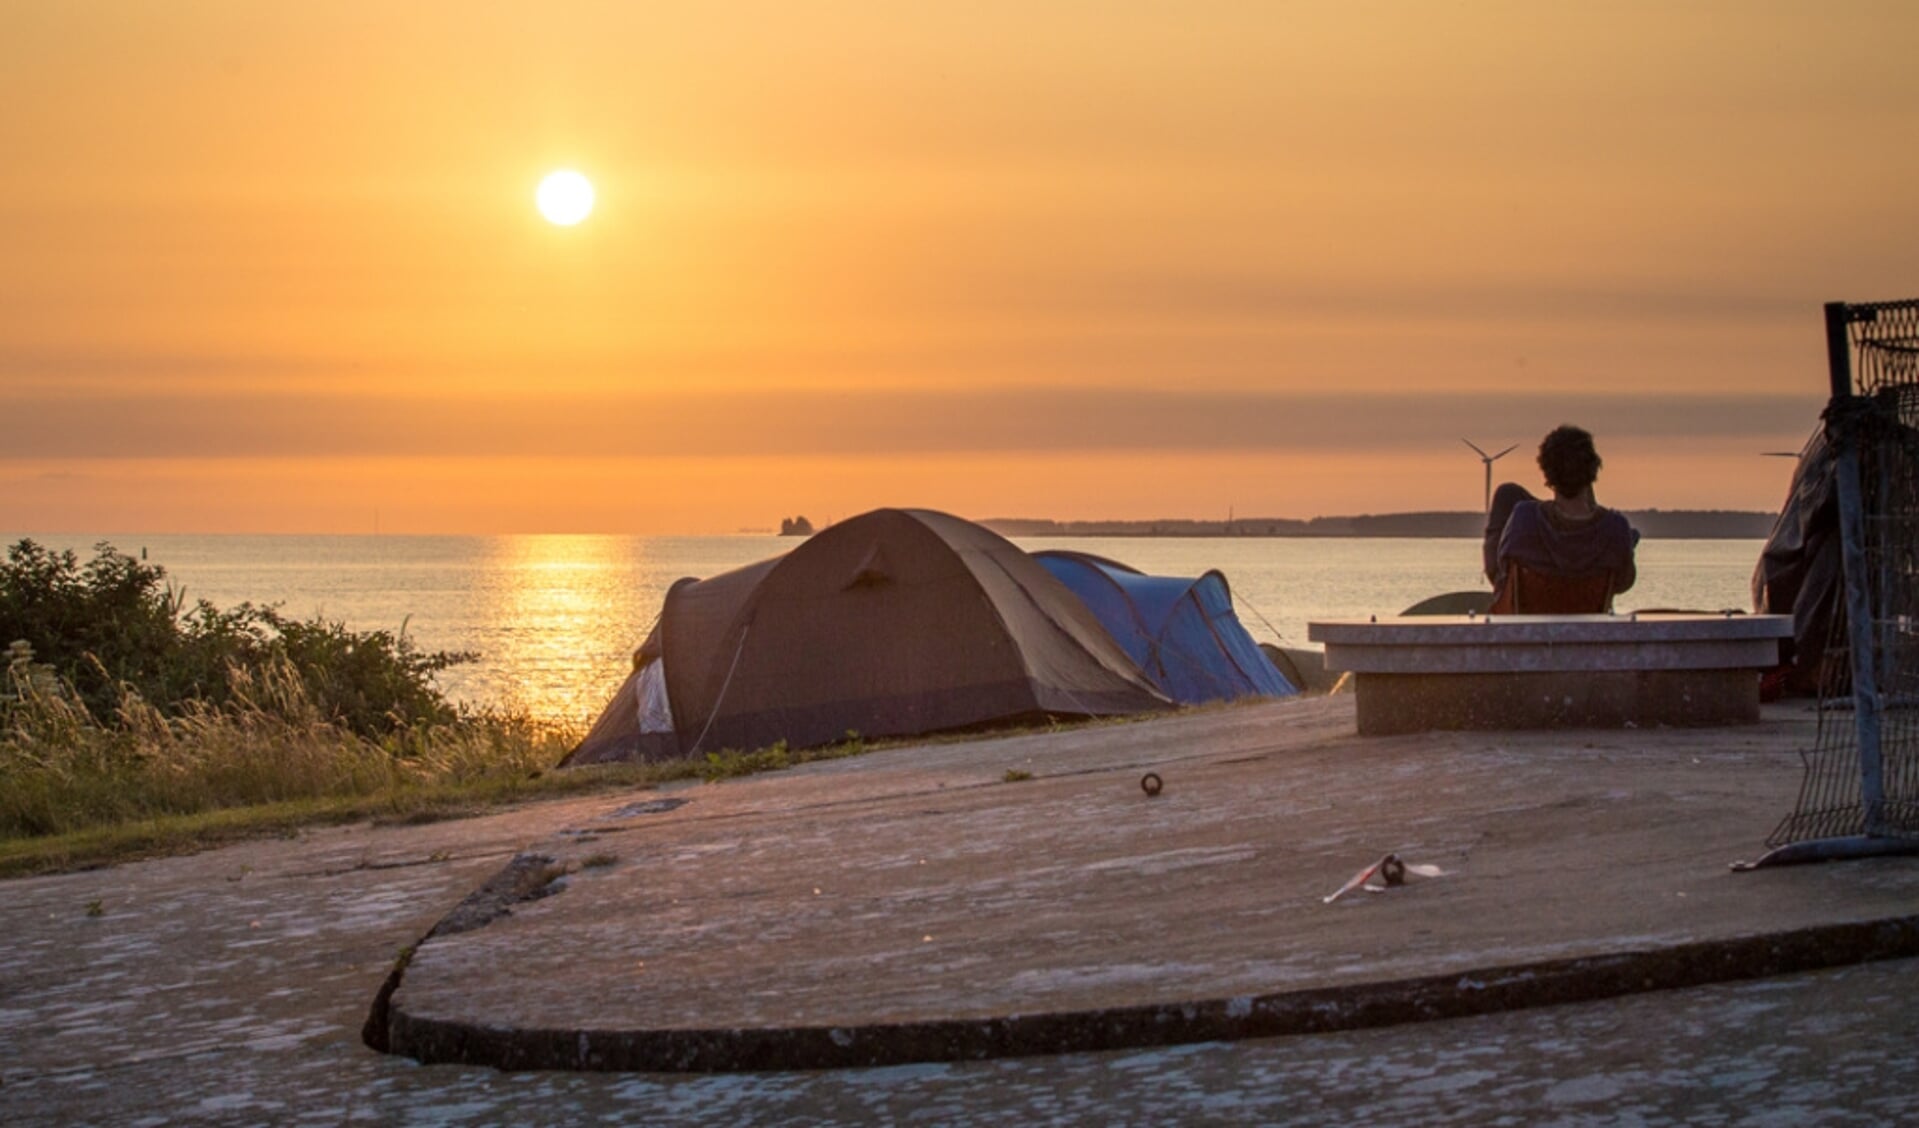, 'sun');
536,169,595,226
